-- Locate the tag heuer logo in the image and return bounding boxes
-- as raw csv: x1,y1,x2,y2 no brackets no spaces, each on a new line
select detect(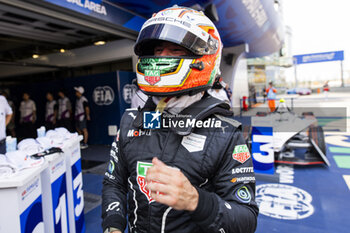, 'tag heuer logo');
136,161,154,203
232,144,251,164
145,70,160,85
